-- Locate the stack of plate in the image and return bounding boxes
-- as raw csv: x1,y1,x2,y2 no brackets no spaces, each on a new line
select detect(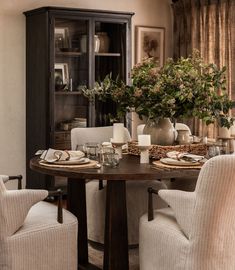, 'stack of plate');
72,118,87,128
